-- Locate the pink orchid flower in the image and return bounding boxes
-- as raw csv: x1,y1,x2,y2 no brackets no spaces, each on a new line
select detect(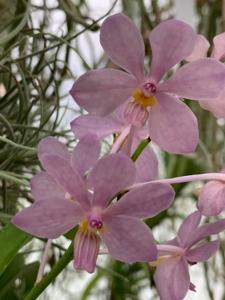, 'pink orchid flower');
12,136,175,273
198,169,225,216
70,13,225,154
153,211,225,300
186,33,225,118
71,103,158,183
